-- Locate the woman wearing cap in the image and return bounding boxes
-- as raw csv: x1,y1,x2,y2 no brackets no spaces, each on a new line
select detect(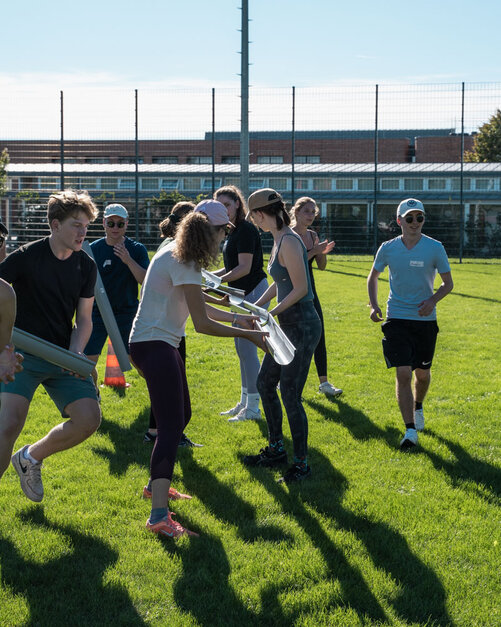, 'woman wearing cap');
291,197,343,398
129,199,267,537
213,185,268,422
243,189,322,483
